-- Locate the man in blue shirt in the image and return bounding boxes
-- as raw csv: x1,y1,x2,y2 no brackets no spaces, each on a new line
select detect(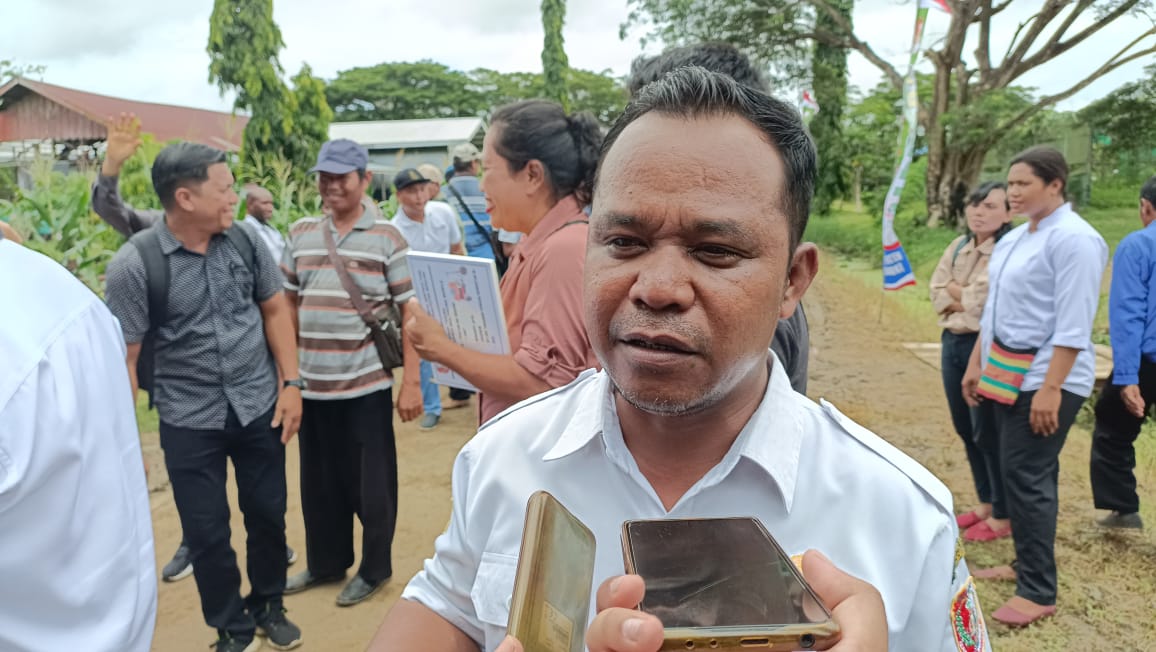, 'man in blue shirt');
1090,175,1156,530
